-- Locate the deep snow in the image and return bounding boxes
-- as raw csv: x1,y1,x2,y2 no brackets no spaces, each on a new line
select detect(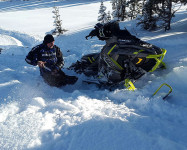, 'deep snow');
0,0,187,150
